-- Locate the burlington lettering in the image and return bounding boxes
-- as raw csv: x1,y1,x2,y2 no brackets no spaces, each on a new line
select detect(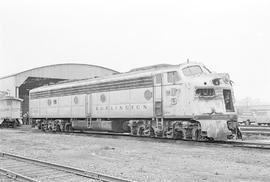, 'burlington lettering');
96,104,148,111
